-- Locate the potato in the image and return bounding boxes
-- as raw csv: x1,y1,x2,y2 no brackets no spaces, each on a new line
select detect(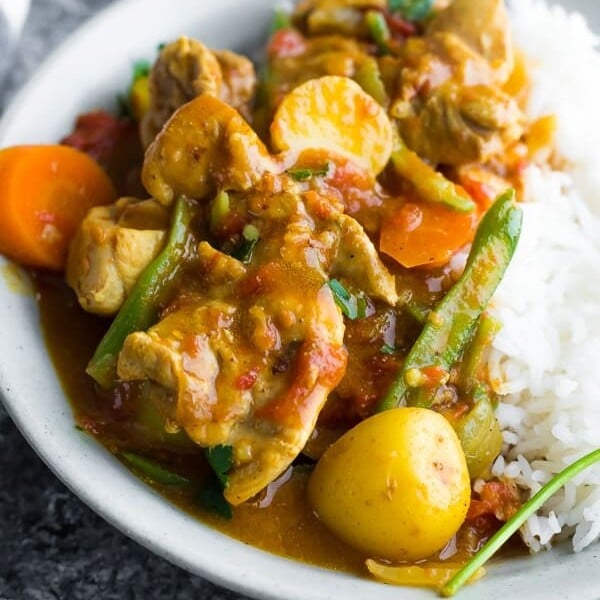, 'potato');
270,76,393,176
143,94,274,205
307,407,470,561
